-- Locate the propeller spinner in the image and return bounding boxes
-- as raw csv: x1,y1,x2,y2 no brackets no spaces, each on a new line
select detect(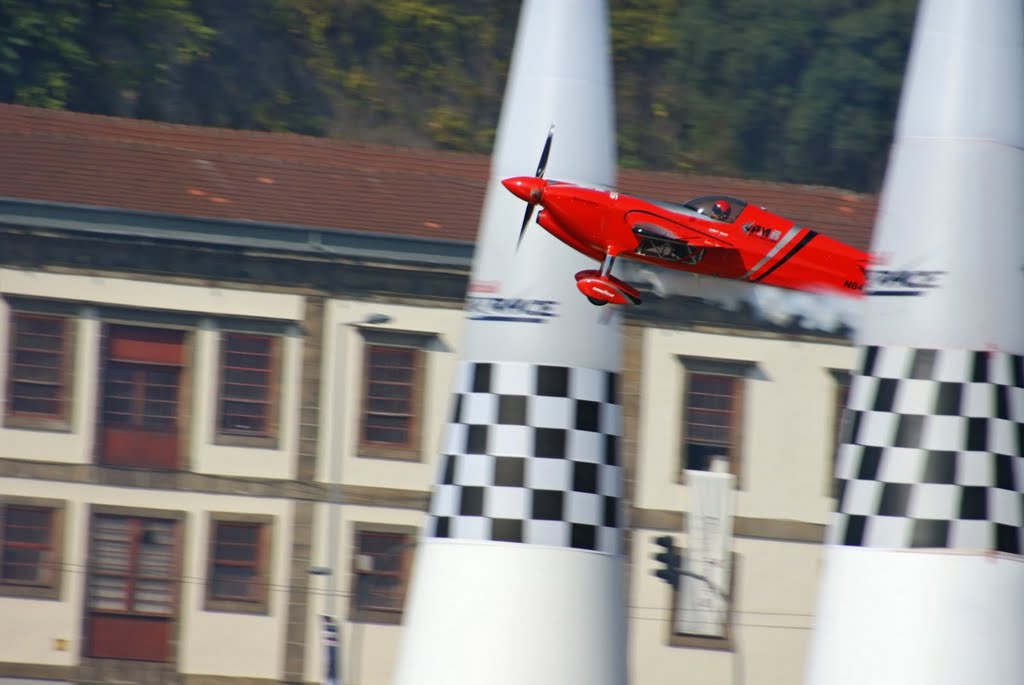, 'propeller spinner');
506,125,554,249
